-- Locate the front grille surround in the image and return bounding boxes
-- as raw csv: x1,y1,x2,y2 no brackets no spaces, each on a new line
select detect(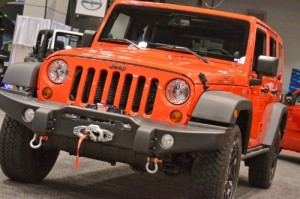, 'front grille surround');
38,56,195,124
70,64,159,115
